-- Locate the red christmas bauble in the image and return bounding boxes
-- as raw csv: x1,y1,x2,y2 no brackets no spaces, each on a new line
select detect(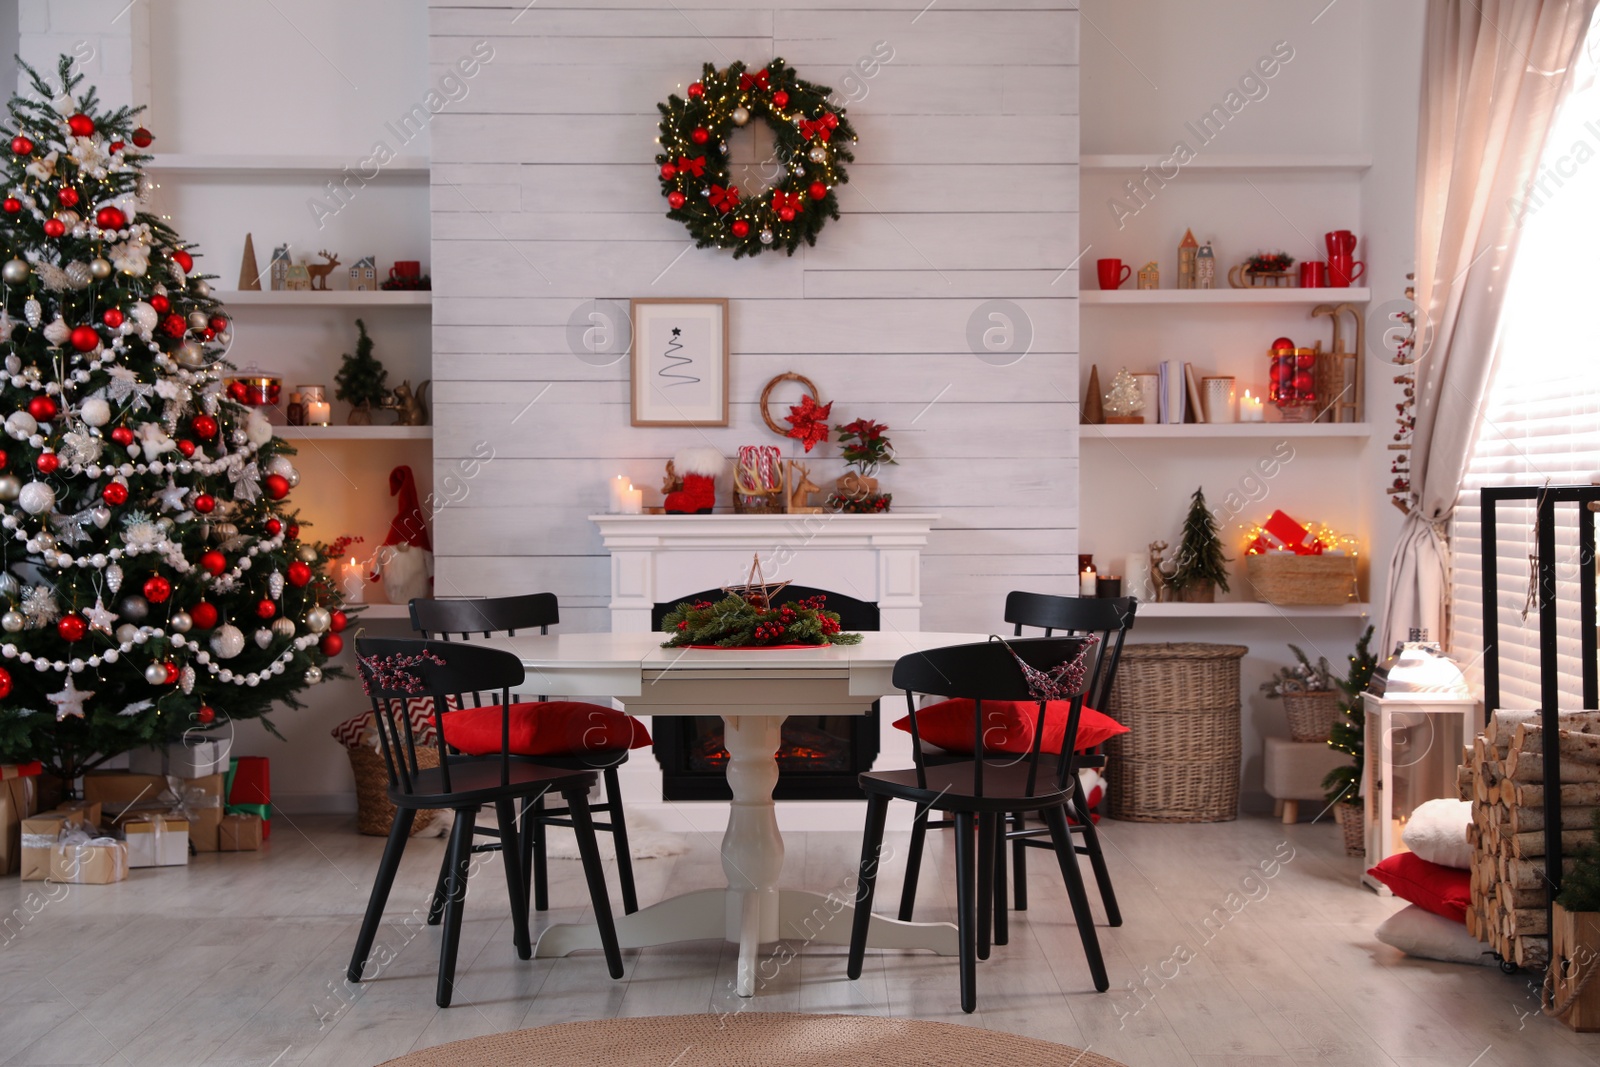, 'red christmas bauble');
70,325,99,352
108,140,123,153
808,181,827,200
161,314,186,338
0,450,8,469
256,599,276,619
43,218,65,238
163,662,180,685
1,198,18,214
176,440,196,458
193,493,215,514
102,308,124,328
208,315,228,333
172,250,194,273
226,381,248,402
1292,371,1314,392
320,633,344,657
191,414,218,439
199,550,226,576
94,206,126,230
27,395,57,421
659,163,677,180
286,561,312,587
189,602,218,629
143,576,171,603
265,518,282,536
264,473,290,500
57,187,78,207
10,136,33,155
66,114,94,137
202,328,215,341
330,610,348,633
731,220,750,238
687,82,704,98
35,452,58,474
149,294,170,314
58,614,86,642
778,208,795,222
0,666,10,699
771,90,789,108
131,127,154,148
110,426,134,447
287,523,300,539
691,127,710,145
667,192,686,210
196,705,215,724
102,481,128,506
